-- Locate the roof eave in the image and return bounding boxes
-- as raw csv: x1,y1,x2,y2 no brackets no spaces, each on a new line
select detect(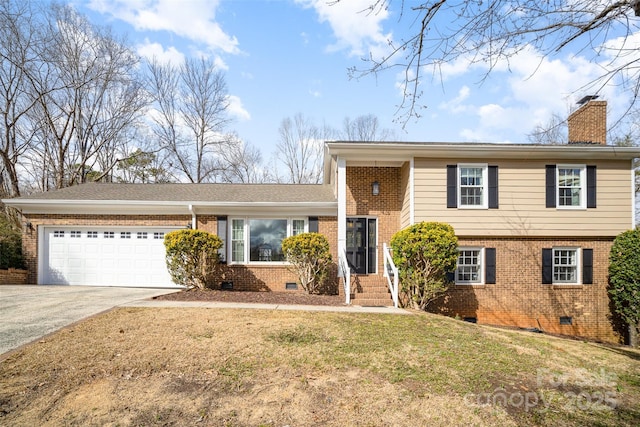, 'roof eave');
3,199,338,216
325,141,640,161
